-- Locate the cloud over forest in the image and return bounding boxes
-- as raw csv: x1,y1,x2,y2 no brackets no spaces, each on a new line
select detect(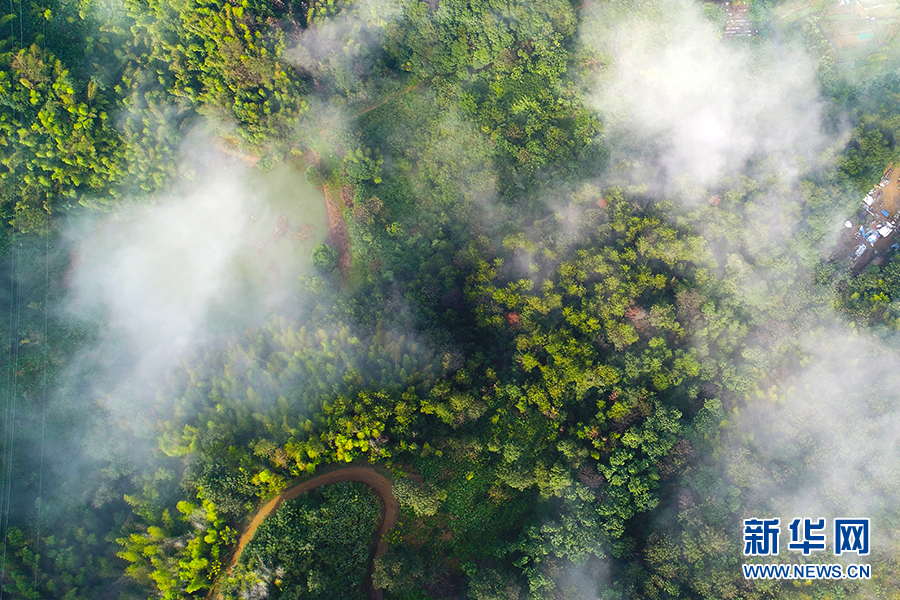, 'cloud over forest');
580,0,829,200
61,142,327,425
577,0,900,568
